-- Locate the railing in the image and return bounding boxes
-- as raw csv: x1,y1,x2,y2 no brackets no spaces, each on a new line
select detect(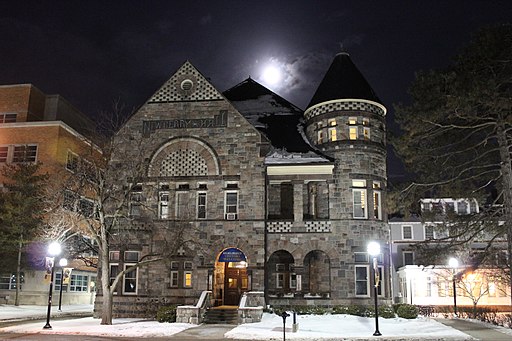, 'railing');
238,291,265,324
176,290,212,324
266,220,332,233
